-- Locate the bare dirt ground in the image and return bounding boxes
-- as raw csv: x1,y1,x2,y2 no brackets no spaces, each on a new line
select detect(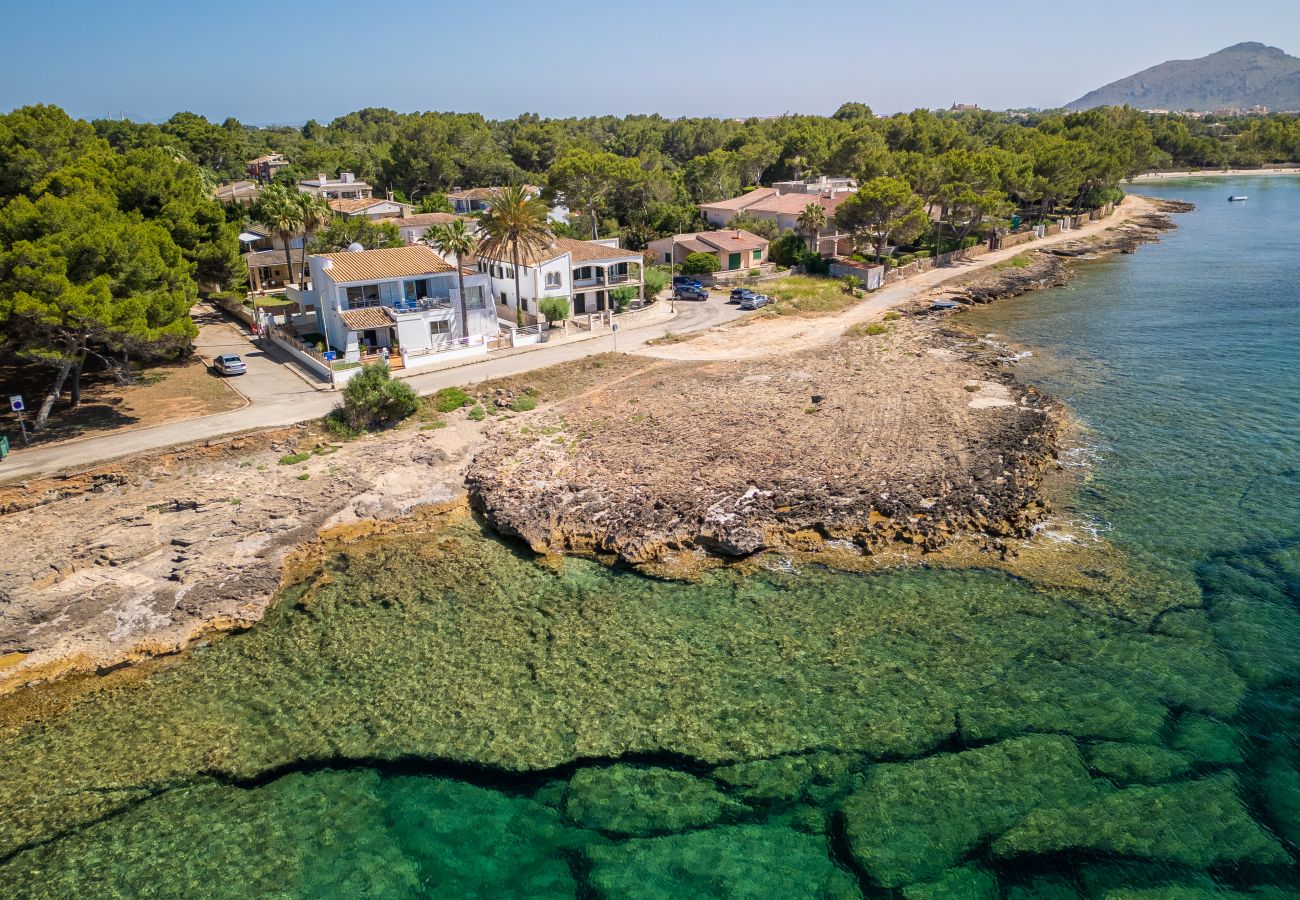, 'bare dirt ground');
0,357,246,449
